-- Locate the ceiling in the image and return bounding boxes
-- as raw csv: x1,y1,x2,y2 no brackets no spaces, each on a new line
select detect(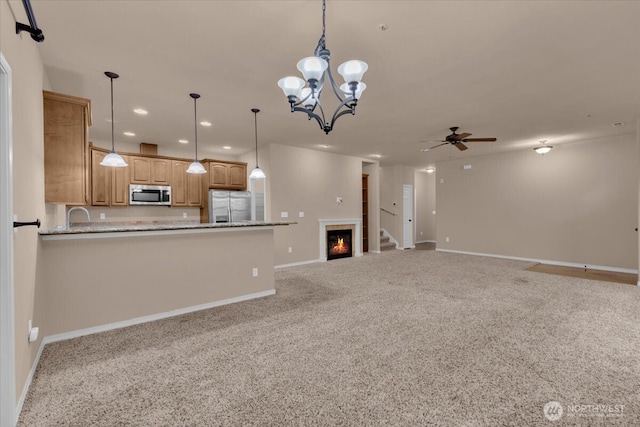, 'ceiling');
17,0,640,169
